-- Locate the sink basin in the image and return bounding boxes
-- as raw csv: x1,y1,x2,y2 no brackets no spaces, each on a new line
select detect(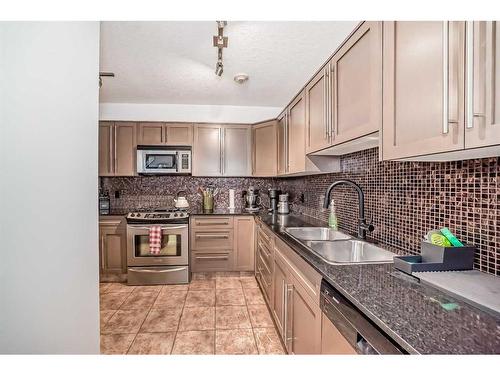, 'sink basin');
285,227,351,241
305,239,395,265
